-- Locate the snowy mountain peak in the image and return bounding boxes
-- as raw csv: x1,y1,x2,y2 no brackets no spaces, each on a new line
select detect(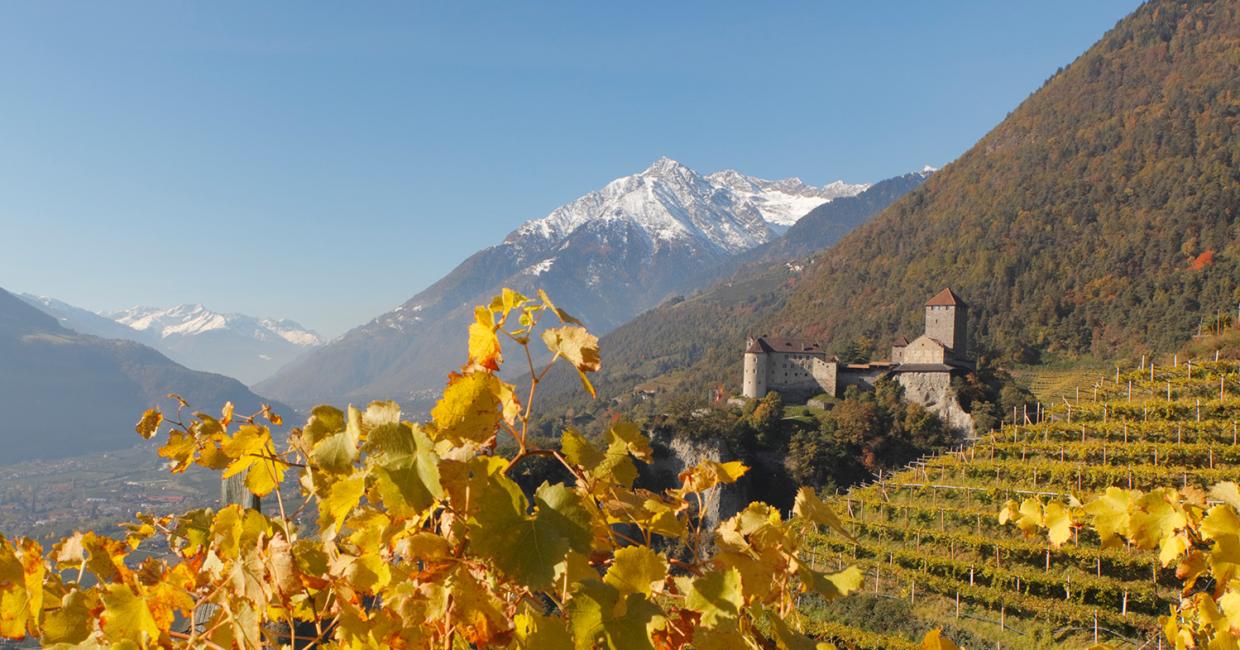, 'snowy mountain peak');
108,304,322,346
508,159,867,255
642,155,689,176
